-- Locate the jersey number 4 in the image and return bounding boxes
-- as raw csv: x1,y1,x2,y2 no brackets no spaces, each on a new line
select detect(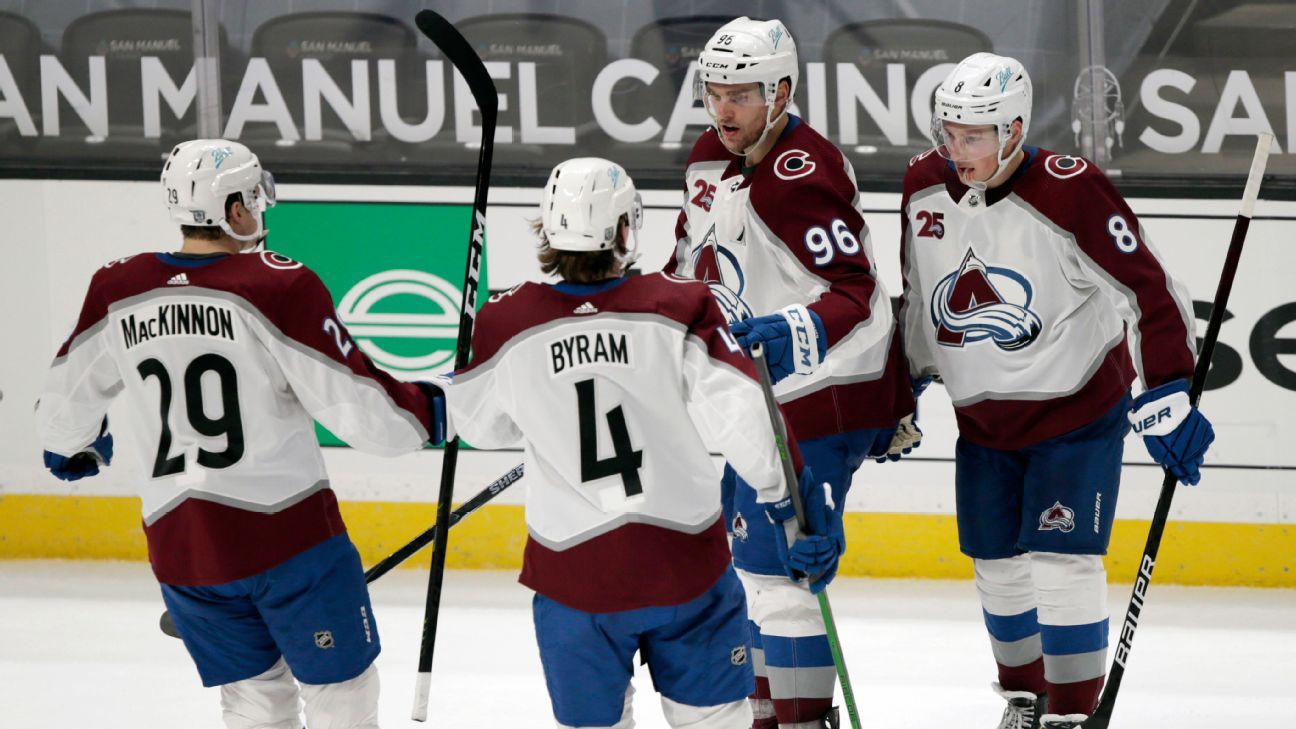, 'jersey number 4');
137,354,245,478
575,378,643,498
